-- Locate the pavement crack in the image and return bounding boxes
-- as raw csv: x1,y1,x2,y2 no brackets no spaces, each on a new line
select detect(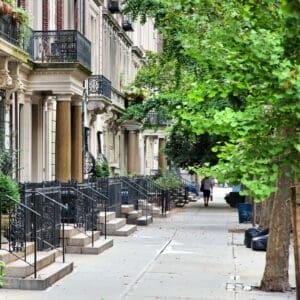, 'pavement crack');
119,229,178,300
